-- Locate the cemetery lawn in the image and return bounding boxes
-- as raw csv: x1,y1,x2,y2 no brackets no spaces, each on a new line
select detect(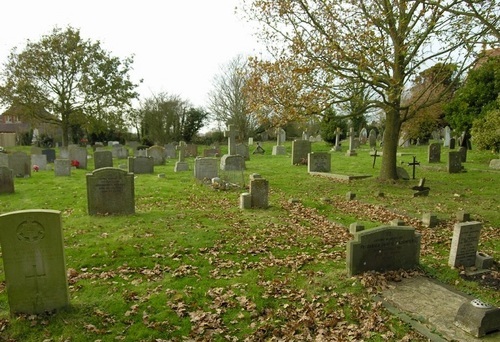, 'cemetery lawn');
0,142,498,341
